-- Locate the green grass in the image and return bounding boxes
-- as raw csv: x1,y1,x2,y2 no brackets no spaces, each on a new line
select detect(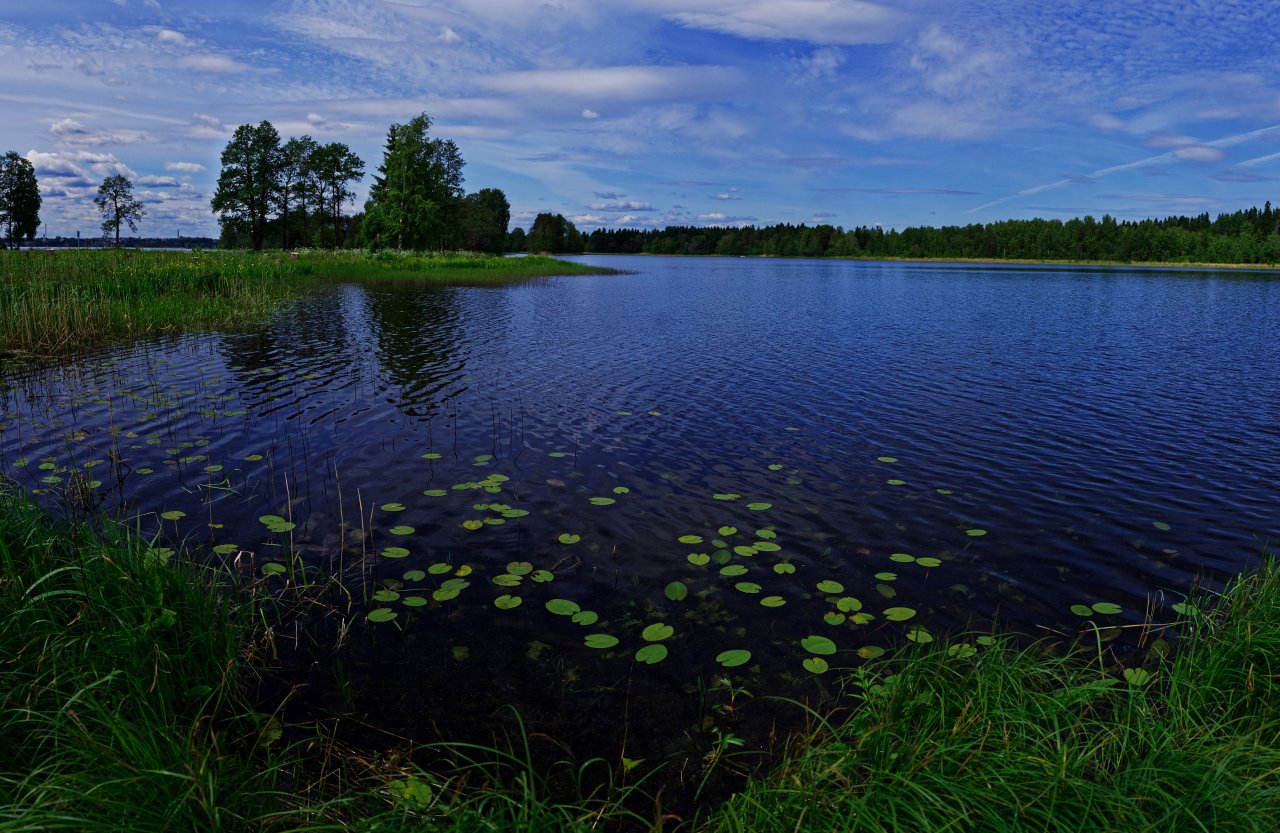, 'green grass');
3,477,1277,832
0,249,611,354
707,564,1280,833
